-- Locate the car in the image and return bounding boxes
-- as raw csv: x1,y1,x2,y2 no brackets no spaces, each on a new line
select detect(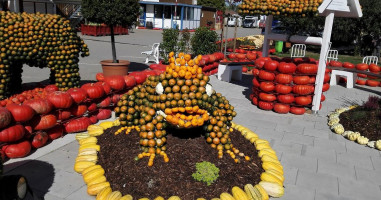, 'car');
227,15,242,27
243,19,256,28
